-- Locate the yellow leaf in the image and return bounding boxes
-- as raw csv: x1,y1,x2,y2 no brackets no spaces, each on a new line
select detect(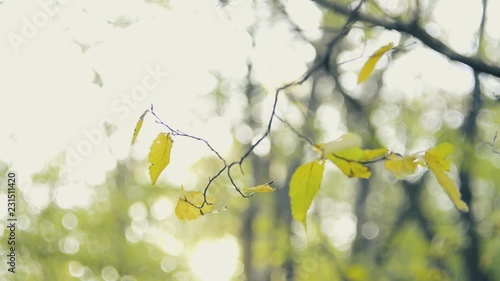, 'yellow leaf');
314,133,362,154
357,148,388,161
242,180,276,193
148,133,173,185
175,186,215,220
327,154,371,178
358,42,394,84
131,110,148,145
289,161,324,229
426,142,454,171
334,147,388,161
384,153,421,179
424,143,469,212
325,147,387,178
